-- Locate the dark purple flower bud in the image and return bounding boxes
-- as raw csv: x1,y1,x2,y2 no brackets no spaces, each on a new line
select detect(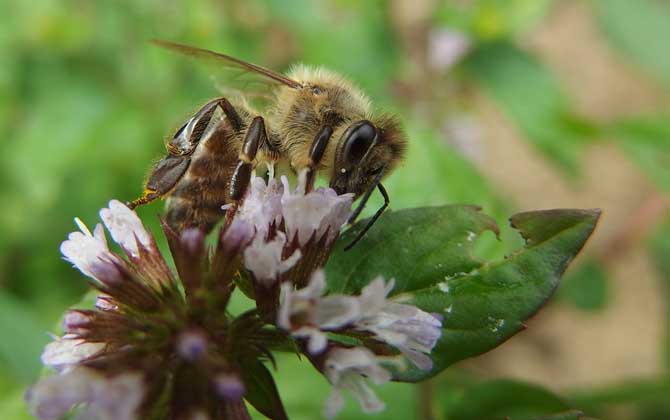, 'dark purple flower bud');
214,373,246,400
89,259,125,287
62,311,91,334
180,228,204,255
95,295,118,311
176,330,208,362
